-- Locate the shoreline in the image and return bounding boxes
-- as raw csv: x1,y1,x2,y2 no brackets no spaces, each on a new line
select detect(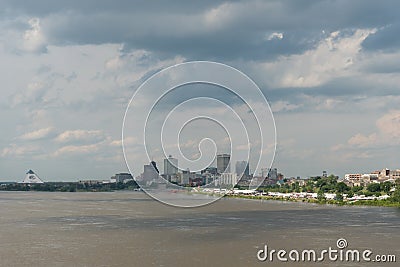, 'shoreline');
224,193,400,208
